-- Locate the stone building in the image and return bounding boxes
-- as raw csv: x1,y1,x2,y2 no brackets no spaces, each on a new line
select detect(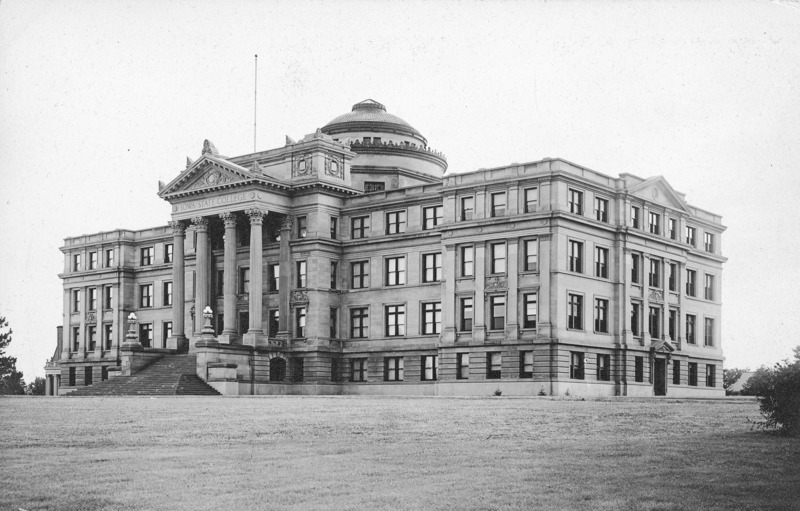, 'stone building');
45,99,726,397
